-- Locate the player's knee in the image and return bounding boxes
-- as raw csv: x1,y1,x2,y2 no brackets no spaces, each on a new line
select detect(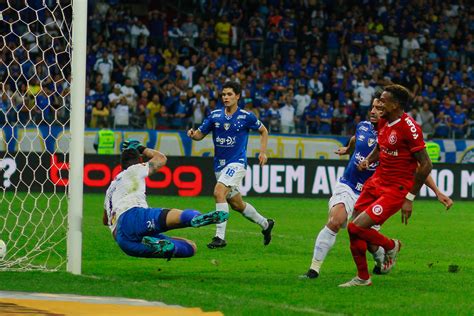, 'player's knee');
228,199,245,212
347,222,360,235
213,184,228,201
172,238,197,258
327,217,344,232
